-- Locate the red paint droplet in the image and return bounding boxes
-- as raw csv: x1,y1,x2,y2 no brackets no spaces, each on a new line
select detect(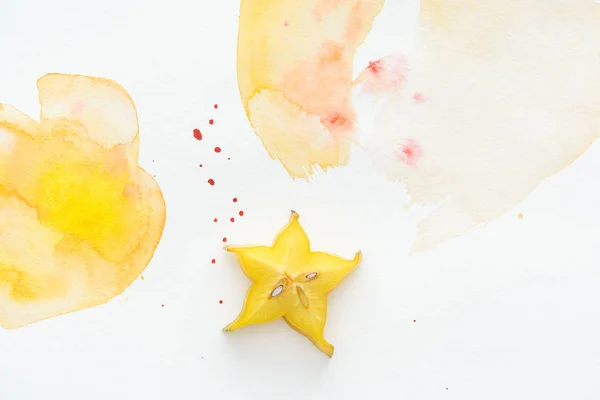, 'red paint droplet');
199,164,203,168
211,259,216,264
161,304,164,308
446,388,448,391
214,104,219,109
413,320,417,323
239,210,244,217
413,92,427,102
213,218,218,223
209,119,214,125
219,300,223,304
232,198,238,203
208,178,215,186
214,147,222,153
152,160,155,163
222,237,227,243
230,217,235,222
193,128,202,140
227,157,231,161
